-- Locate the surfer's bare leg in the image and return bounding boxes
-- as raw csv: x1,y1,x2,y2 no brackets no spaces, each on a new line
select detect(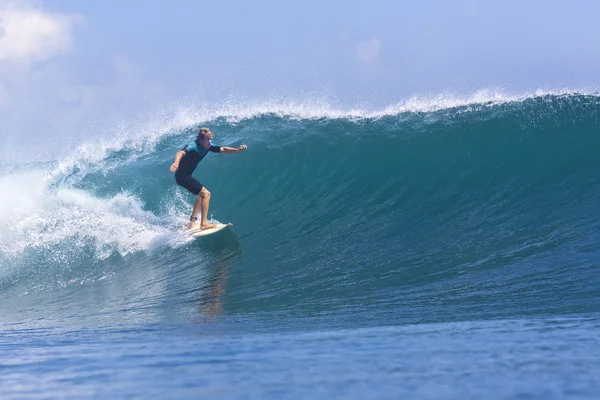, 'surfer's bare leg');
186,188,215,230
198,187,216,230
187,196,203,229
